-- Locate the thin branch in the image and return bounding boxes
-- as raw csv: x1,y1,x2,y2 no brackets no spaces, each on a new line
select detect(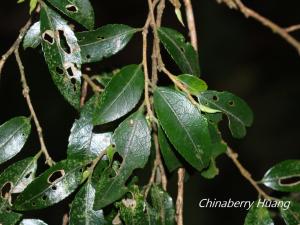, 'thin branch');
183,0,198,51
80,80,88,107
15,49,55,167
176,168,185,225
62,213,69,225
82,74,103,93
285,24,300,33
